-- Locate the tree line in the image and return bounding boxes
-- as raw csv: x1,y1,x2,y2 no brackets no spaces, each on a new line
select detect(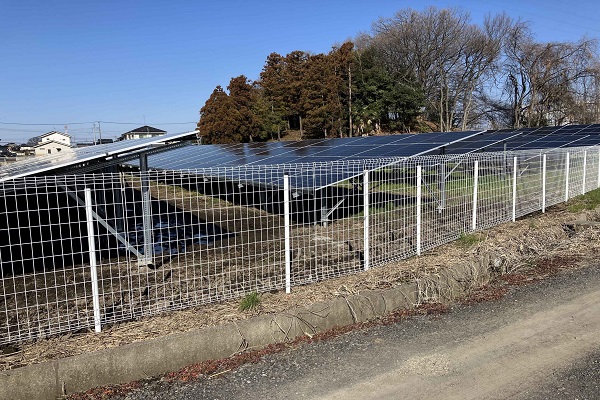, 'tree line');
198,7,600,144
